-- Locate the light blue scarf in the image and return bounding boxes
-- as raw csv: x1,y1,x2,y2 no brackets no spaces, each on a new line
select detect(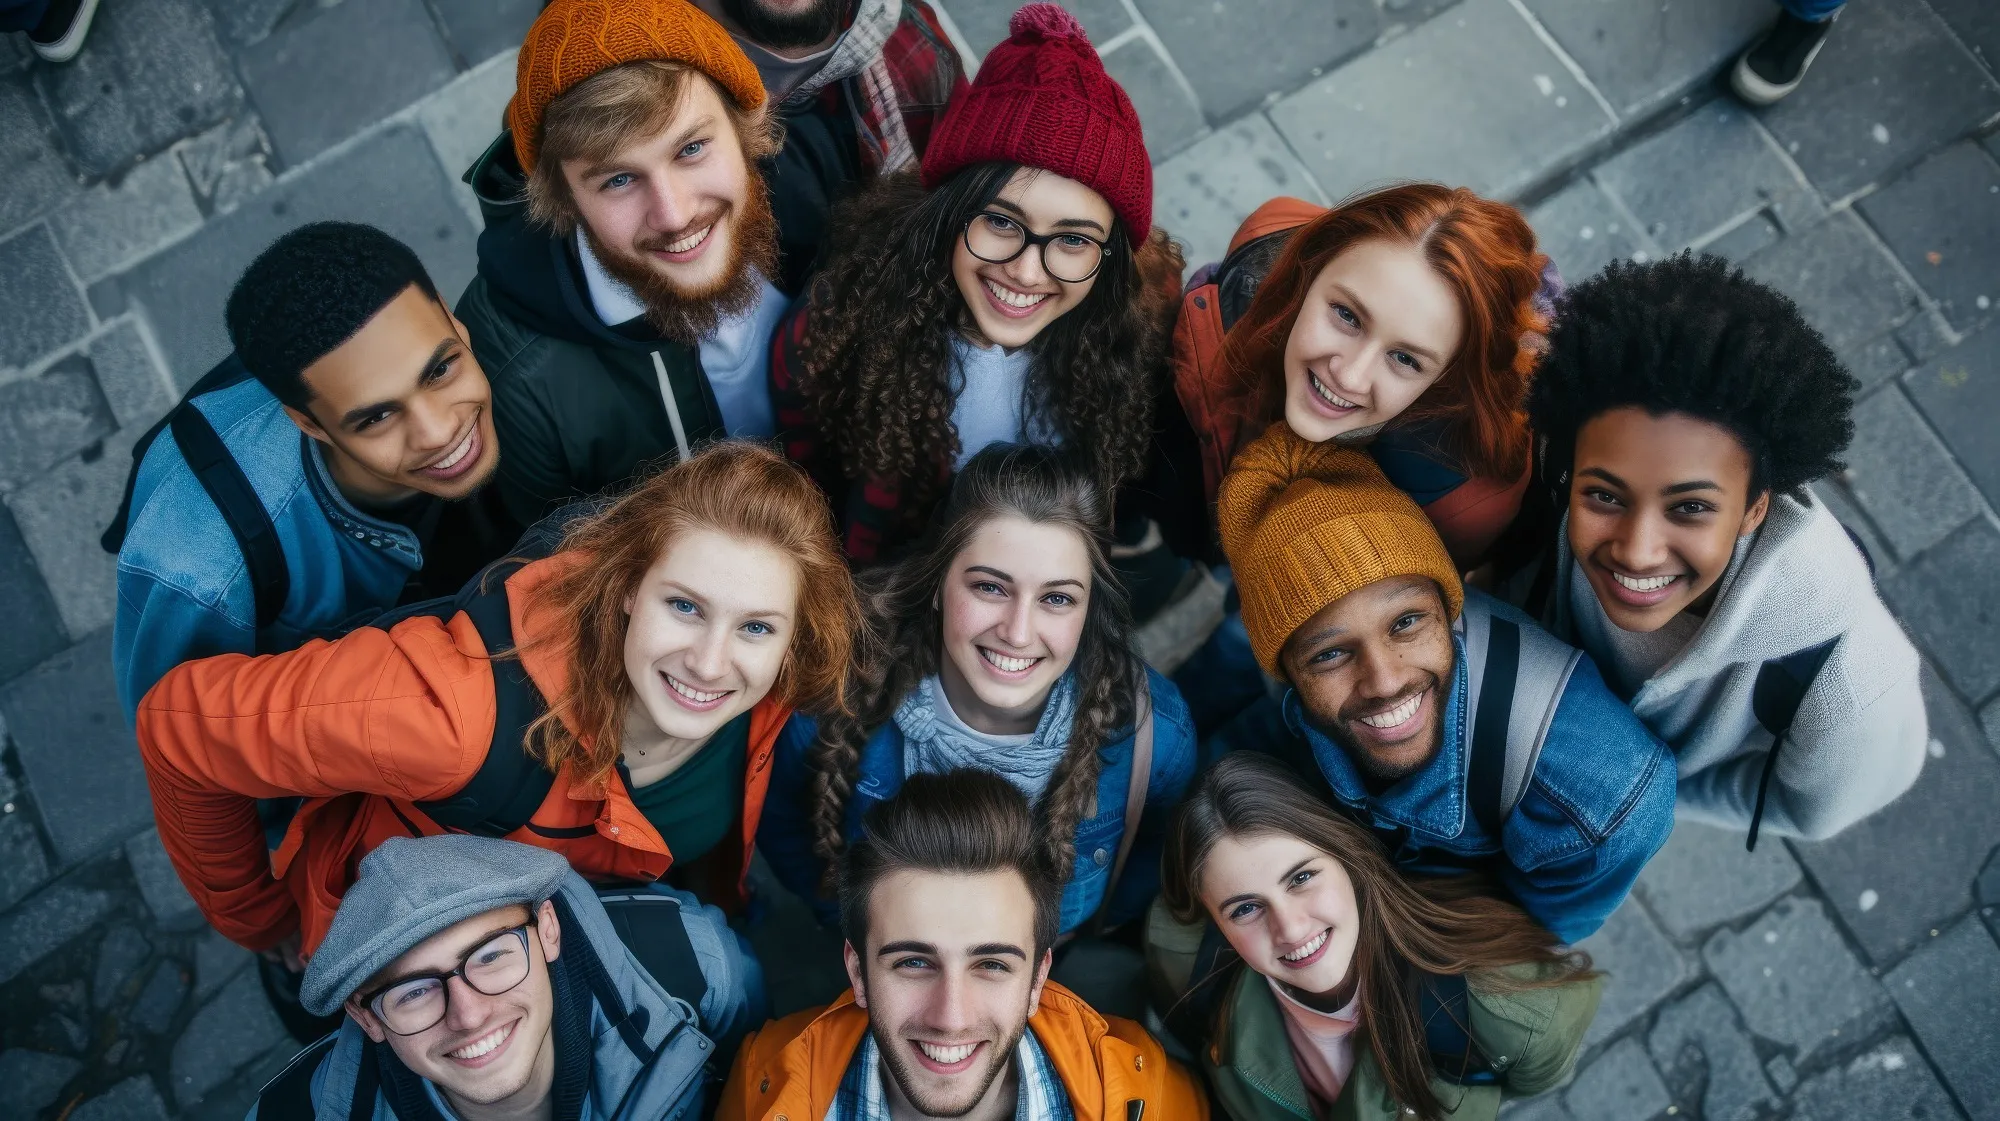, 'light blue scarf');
895,673,1079,805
